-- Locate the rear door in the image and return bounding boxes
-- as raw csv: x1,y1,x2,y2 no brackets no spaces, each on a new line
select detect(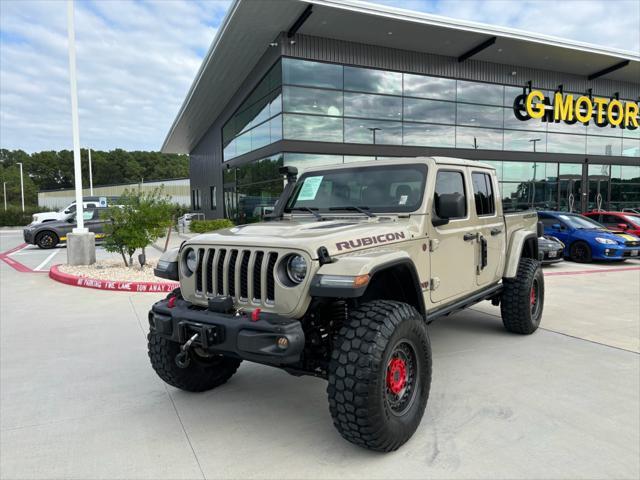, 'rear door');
471,171,506,287
429,167,477,303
